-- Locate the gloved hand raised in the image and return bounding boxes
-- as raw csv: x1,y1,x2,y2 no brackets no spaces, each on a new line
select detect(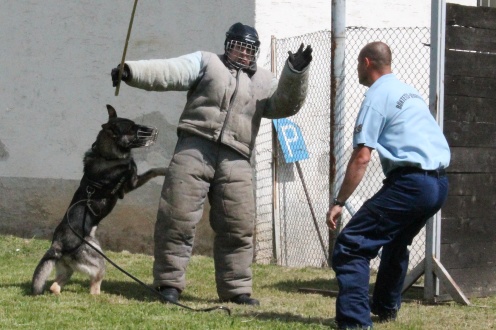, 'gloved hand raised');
288,43,313,71
111,64,131,87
